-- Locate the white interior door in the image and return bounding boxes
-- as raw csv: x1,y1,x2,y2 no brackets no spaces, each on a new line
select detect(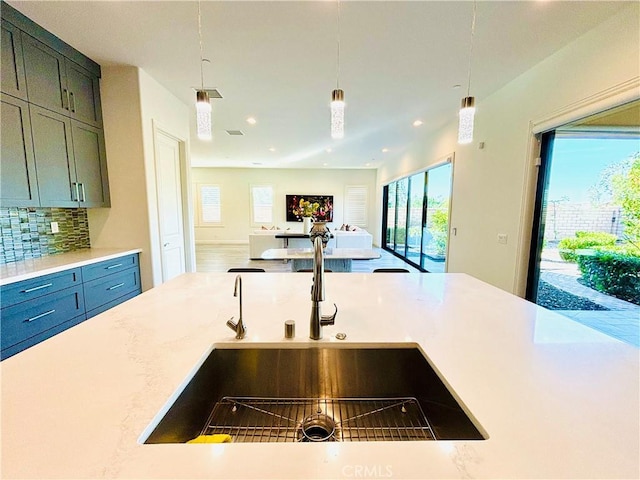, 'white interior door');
155,129,186,282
